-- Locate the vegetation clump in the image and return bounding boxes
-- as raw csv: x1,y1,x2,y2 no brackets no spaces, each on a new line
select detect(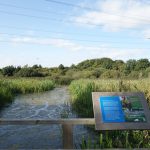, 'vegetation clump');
0,58,150,83
0,78,54,107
